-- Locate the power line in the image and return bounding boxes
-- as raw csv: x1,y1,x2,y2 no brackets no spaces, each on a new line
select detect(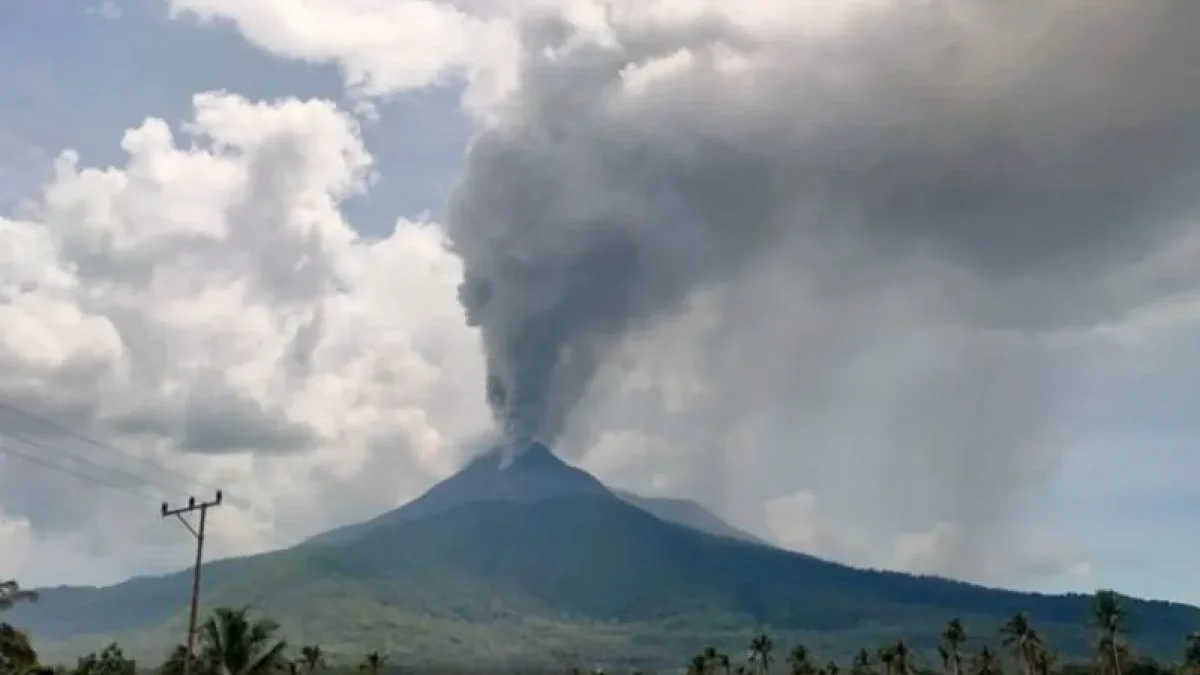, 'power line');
0,401,226,495
0,429,178,500
0,401,254,511
0,440,158,503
